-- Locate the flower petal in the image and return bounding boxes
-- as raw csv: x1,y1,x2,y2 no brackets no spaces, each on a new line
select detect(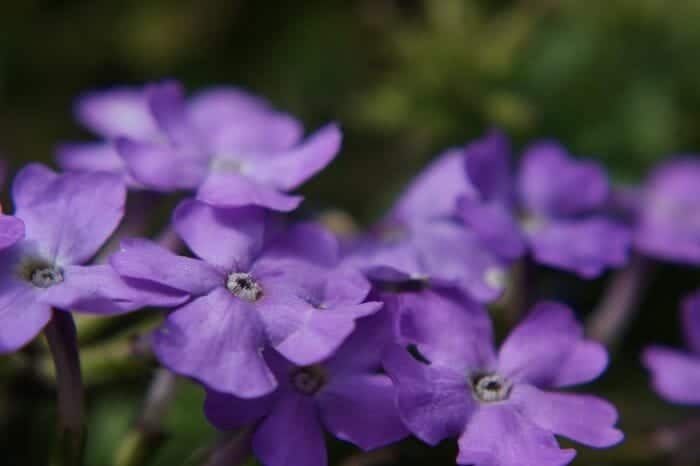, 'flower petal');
464,129,512,202
153,287,276,398
319,373,409,451
15,168,126,265
0,280,50,353
383,345,473,445
110,238,222,296
56,143,126,176
643,346,700,404
253,394,327,466
173,200,265,271
512,384,623,448
12,163,59,208
74,87,156,139
457,404,576,466
458,196,526,260
682,290,700,354
204,389,274,430
0,216,24,250
145,80,199,149
518,141,608,216
197,171,302,212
